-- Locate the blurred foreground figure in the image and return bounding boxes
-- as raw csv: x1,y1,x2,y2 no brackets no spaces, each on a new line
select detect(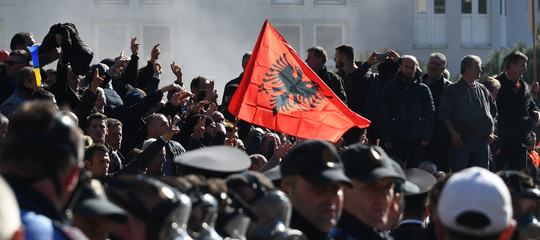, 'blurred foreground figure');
226,171,306,240
72,178,129,240
0,175,24,240
435,167,516,240
105,174,192,240
497,170,540,240
0,100,86,240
